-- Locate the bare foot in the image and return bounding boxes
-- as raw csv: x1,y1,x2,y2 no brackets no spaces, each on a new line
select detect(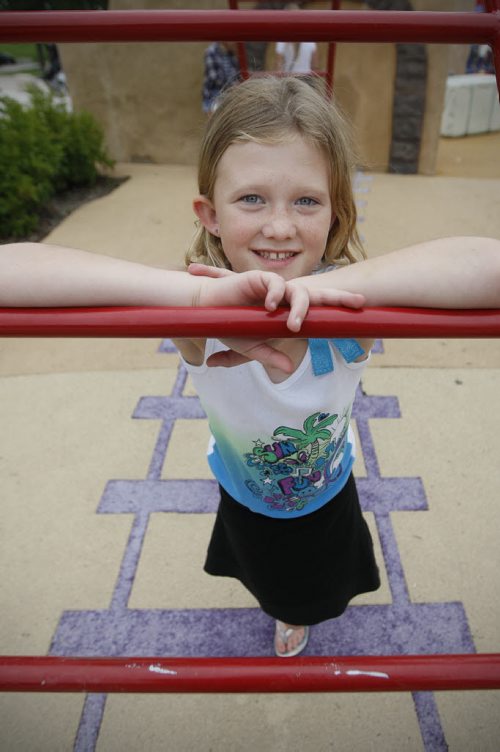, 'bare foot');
274,621,309,657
